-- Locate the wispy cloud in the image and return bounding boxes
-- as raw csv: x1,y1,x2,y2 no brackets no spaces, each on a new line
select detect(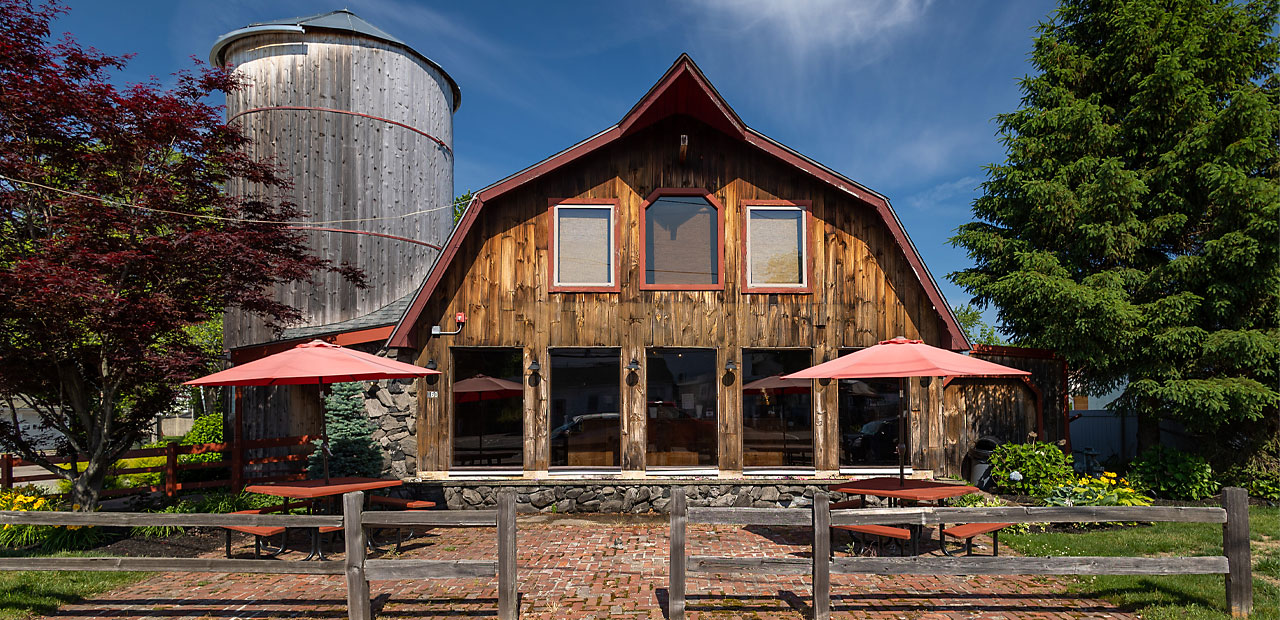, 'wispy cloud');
900,174,983,214
686,0,932,68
